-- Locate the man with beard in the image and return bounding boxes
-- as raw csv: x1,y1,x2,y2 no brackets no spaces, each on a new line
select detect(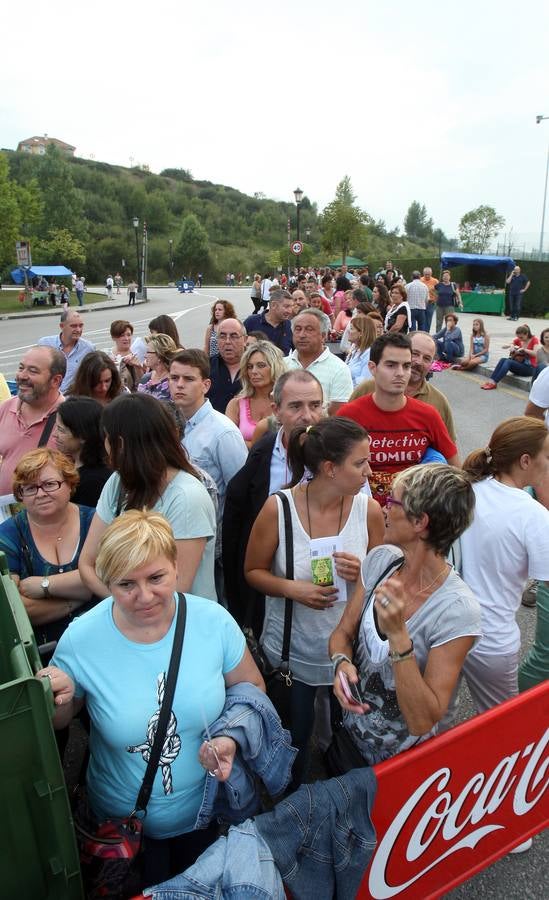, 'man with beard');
348,331,456,440
0,346,66,495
